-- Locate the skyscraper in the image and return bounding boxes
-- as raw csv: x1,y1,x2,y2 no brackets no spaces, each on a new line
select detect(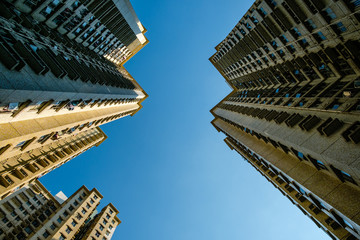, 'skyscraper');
0,179,121,240
0,0,148,198
210,0,360,239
